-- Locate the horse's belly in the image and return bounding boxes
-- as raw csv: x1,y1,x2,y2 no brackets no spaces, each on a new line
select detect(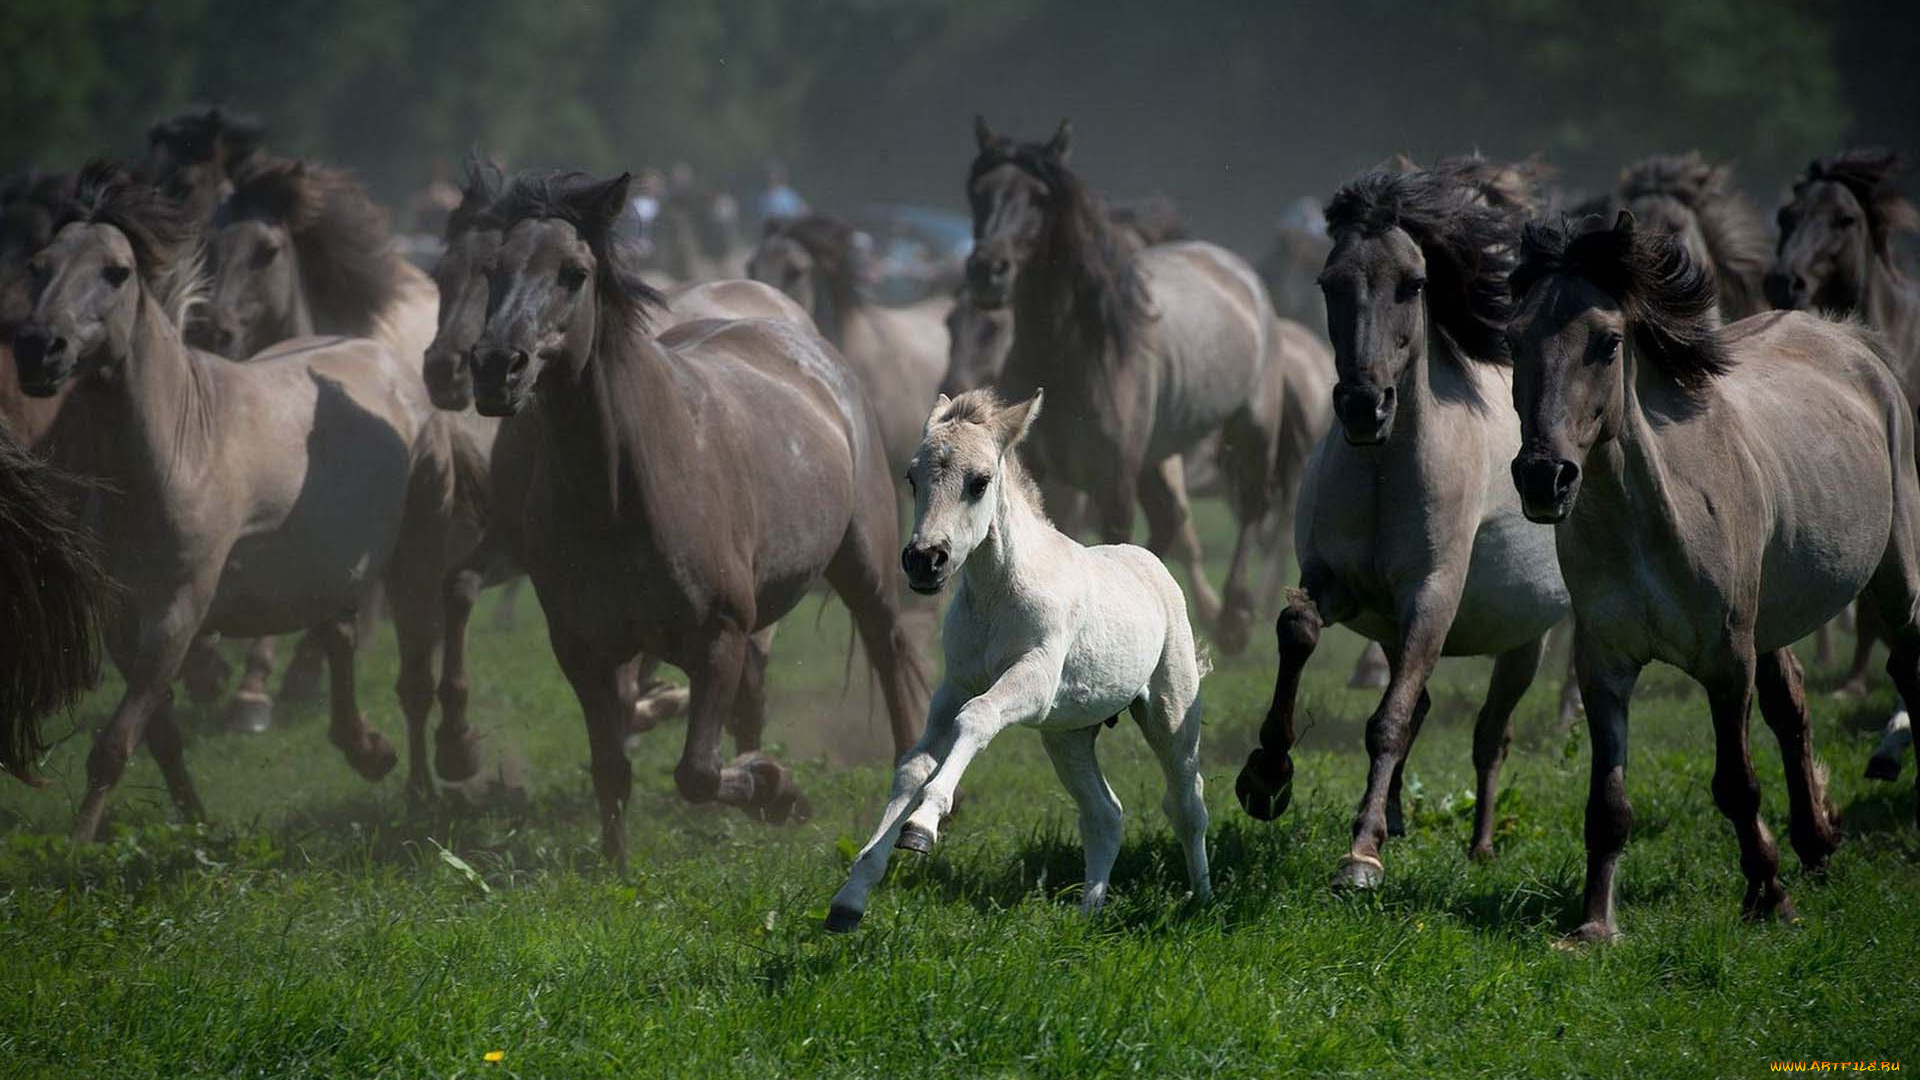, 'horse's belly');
1444,513,1570,656
205,527,393,637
